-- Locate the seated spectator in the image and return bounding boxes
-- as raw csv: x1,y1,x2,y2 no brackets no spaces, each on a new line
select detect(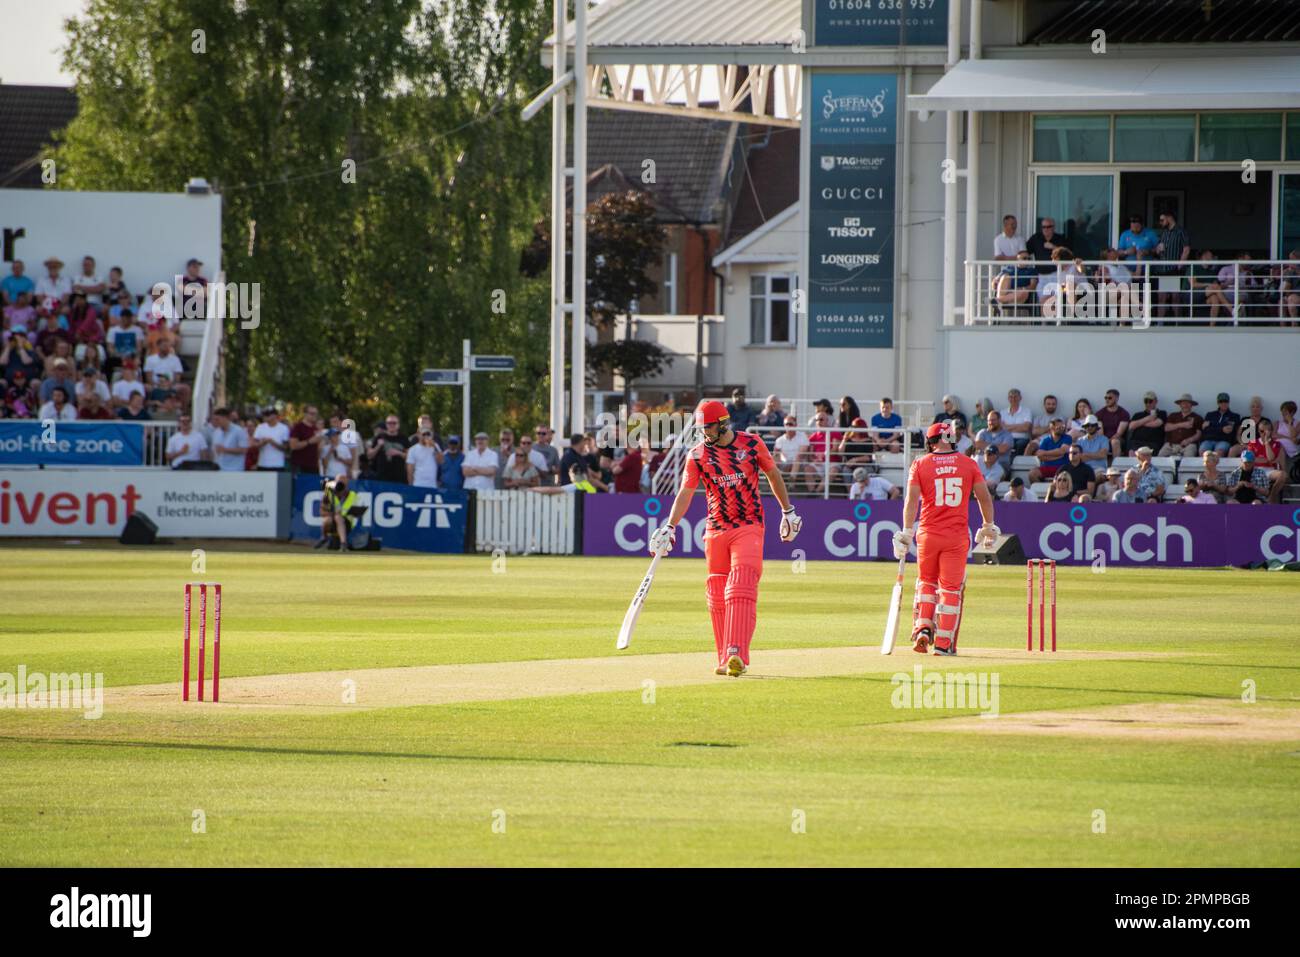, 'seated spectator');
1092,466,1122,502
1027,418,1071,483
181,259,208,318
952,419,974,456
104,267,129,306
32,307,70,357
611,439,644,493
1227,450,1275,504
979,446,1005,486
42,337,75,377
1215,253,1255,320
1060,445,1098,497
1030,395,1060,441
1229,395,1265,457
1199,392,1239,455
1276,400,1298,467
1003,476,1037,502
870,397,903,453
38,385,77,421
1110,469,1142,503
1195,450,1228,502
1,260,35,306
933,394,967,432
970,396,993,435
1074,414,1109,472
774,416,809,486
1038,248,1085,320
725,388,756,431
72,256,106,307
800,410,836,495
112,390,148,421
439,435,465,491
992,214,1026,260
76,390,113,421
1279,252,1300,326
1095,246,1132,287
974,409,1013,470
144,339,184,386
1000,389,1033,454
75,366,111,406
407,428,444,488
3,369,37,418
848,466,898,501
1117,214,1159,262
39,358,77,404
806,397,833,427
1246,418,1286,498
76,341,105,373
1187,249,1229,322
1126,391,1166,453
1179,478,1217,504
106,309,144,368
140,282,181,350
109,359,145,410
837,395,862,430
1,335,39,385
3,291,37,335
1097,388,1130,457
1159,394,1203,457
208,408,247,469
754,395,785,434
1044,470,1076,503
993,249,1038,315
165,413,207,469
838,417,875,489
1132,447,1169,502
35,256,71,302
